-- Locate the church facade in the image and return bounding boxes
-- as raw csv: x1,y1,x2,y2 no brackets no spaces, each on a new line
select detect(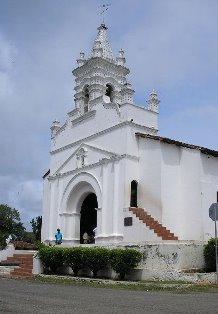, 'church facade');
41,24,218,246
